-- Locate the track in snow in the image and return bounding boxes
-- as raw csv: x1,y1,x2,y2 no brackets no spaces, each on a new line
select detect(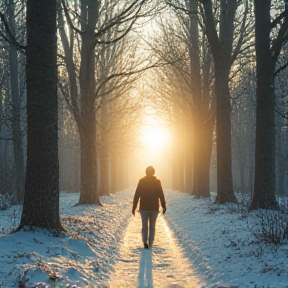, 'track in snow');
109,212,203,288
